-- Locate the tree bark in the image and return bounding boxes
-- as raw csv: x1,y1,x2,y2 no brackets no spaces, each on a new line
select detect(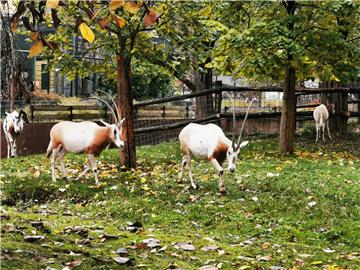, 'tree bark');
116,54,136,168
279,65,296,153
320,81,348,133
